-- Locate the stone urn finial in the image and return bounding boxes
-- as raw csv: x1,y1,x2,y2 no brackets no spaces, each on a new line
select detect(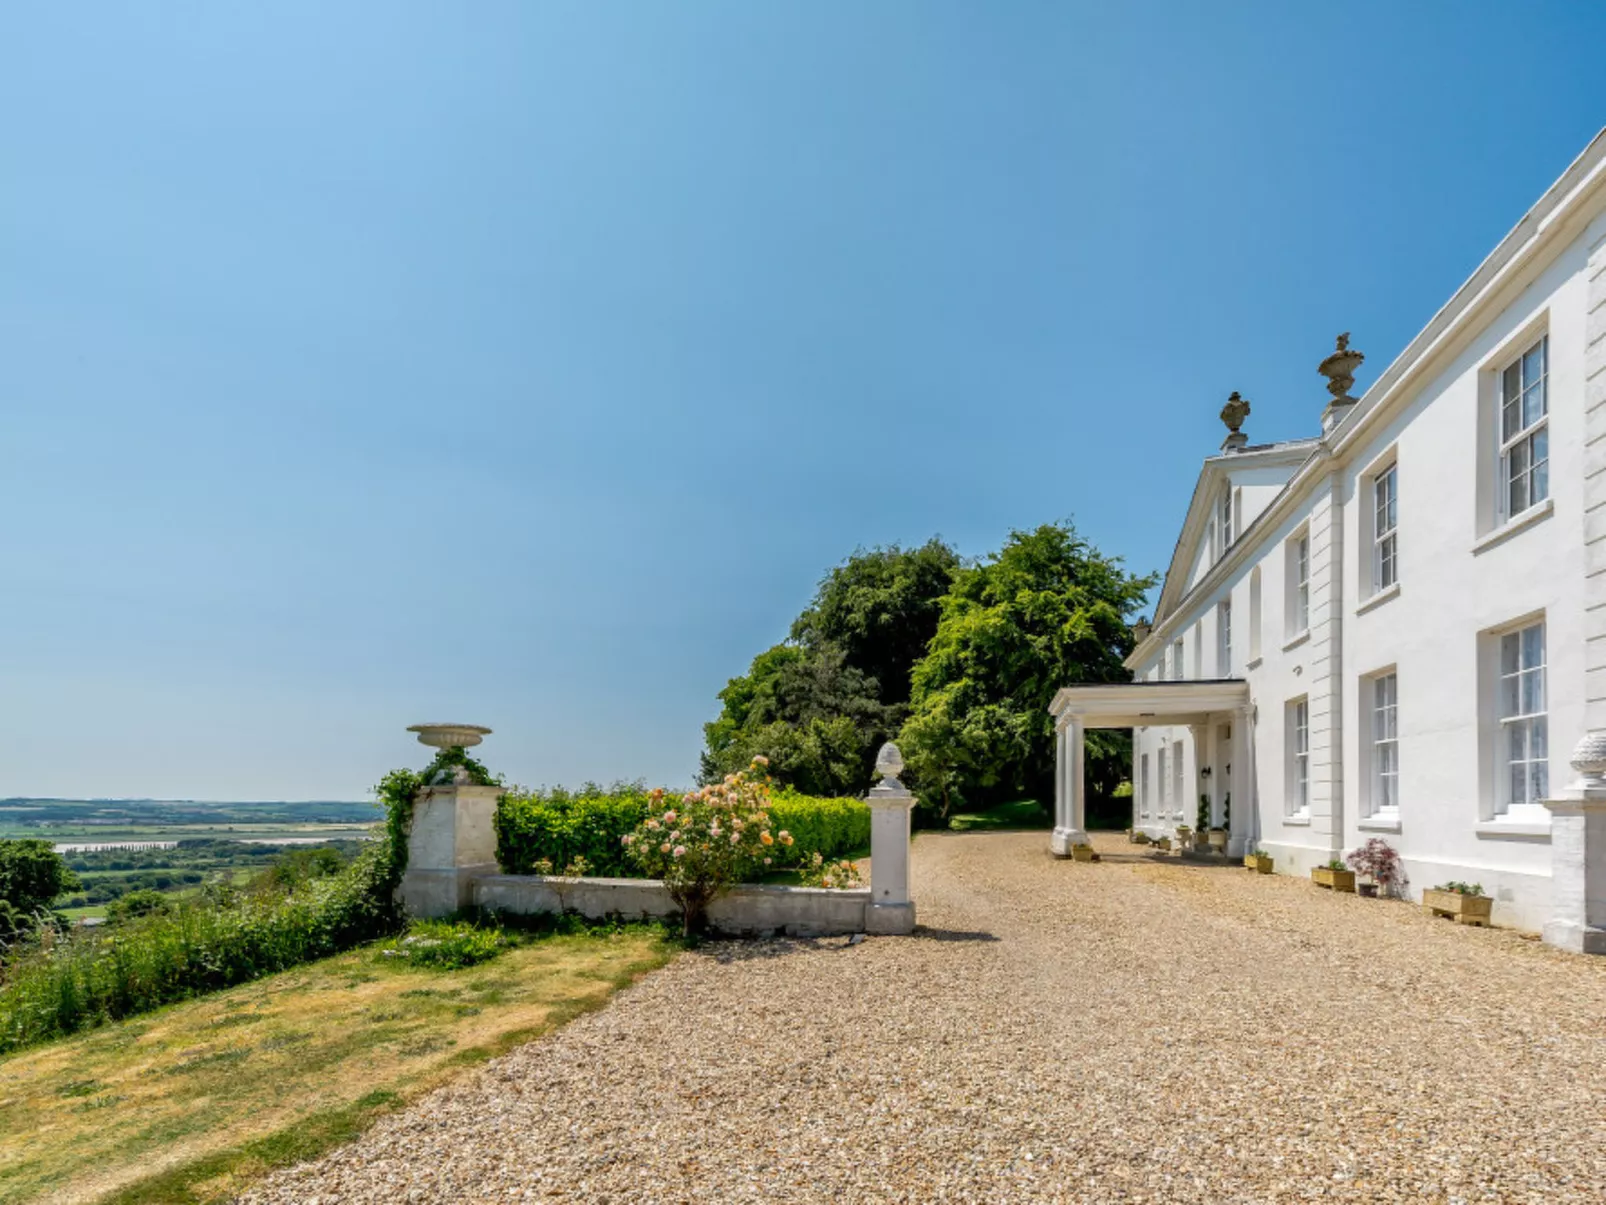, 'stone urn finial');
1219,391,1251,434
1570,731,1606,791
874,742,906,790
1318,332,1365,403
408,723,492,750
